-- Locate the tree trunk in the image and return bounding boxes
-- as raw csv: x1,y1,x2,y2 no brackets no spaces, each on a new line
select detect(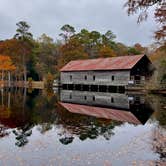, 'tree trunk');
24,66,27,85
1,89,4,106
23,50,27,86
7,91,11,108
2,70,4,81
8,71,11,87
